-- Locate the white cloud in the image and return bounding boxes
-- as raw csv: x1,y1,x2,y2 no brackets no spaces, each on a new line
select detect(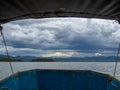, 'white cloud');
95,52,102,56
41,52,78,57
